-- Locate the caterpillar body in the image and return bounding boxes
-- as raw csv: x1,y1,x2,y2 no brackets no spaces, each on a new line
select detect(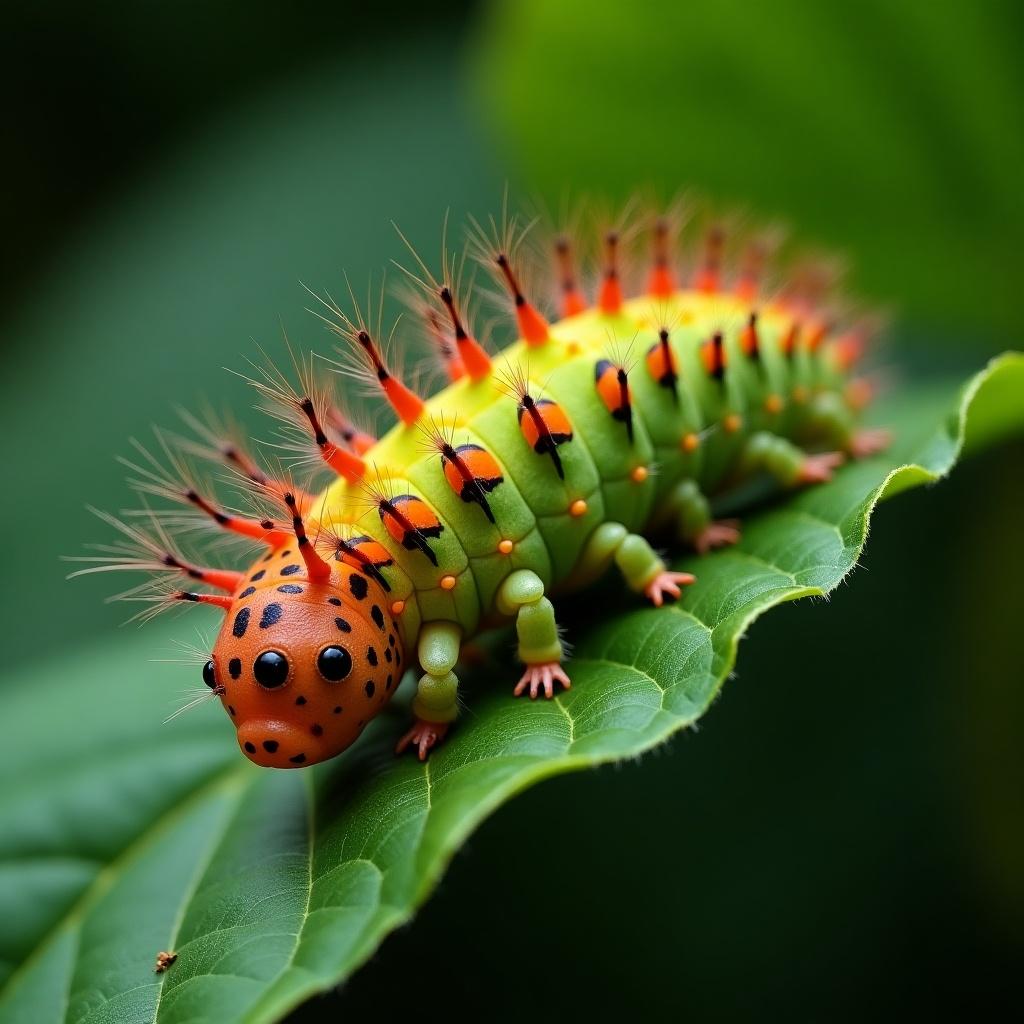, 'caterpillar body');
76,202,888,766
